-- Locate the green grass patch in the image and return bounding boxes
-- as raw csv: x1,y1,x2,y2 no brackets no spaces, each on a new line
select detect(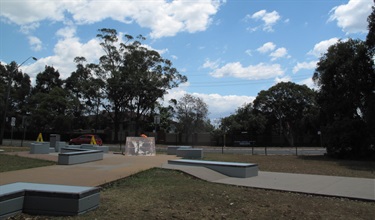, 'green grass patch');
204,153,375,178
0,154,56,172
